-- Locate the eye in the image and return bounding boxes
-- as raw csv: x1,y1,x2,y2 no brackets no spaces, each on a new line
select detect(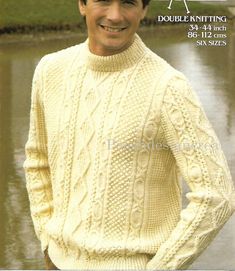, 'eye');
94,0,109,3
122,0,137,5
